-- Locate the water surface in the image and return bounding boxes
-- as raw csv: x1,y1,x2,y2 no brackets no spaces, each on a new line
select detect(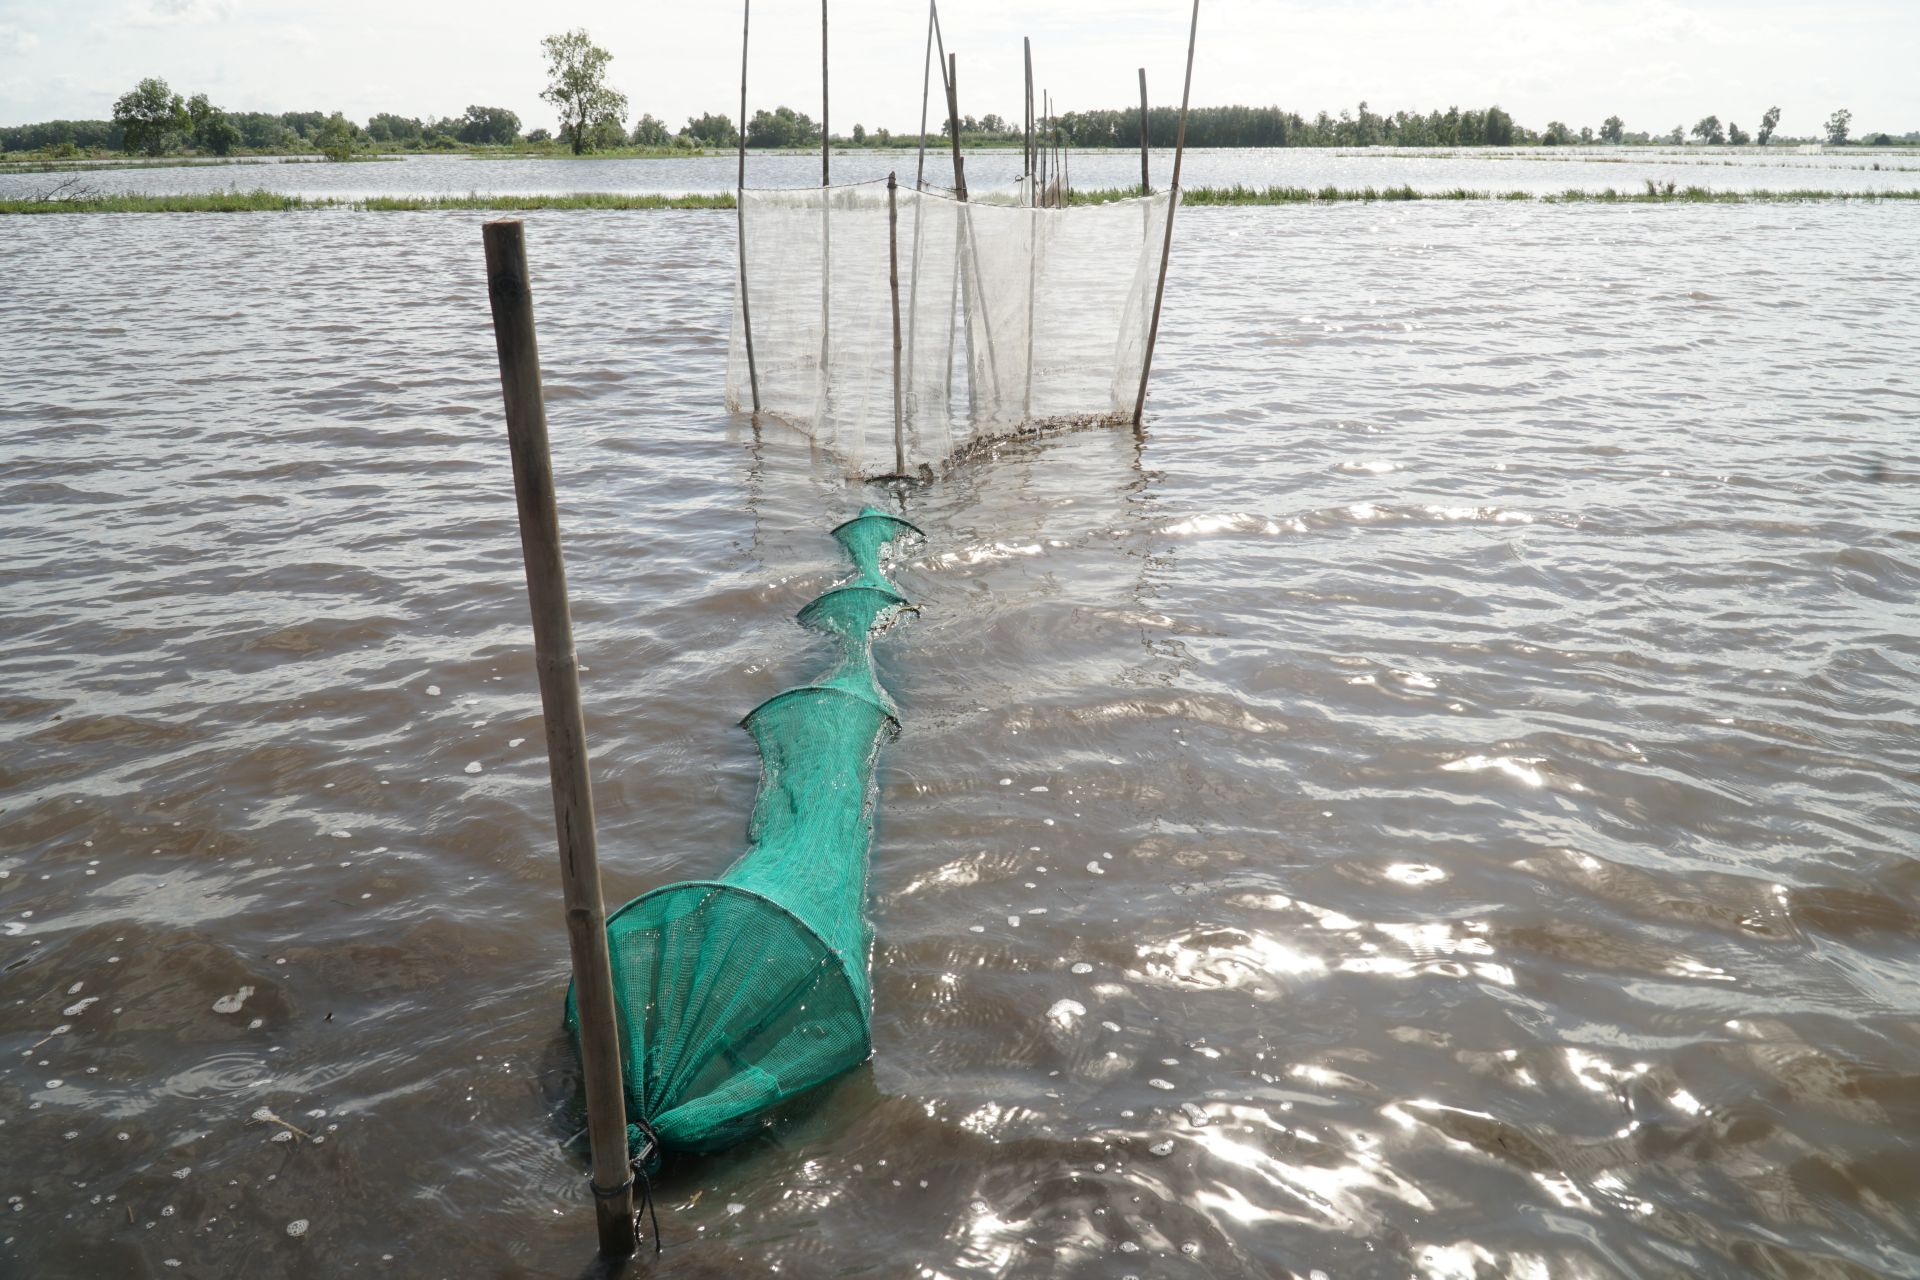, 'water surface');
2,202,1918,1278
2,146,1917,202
